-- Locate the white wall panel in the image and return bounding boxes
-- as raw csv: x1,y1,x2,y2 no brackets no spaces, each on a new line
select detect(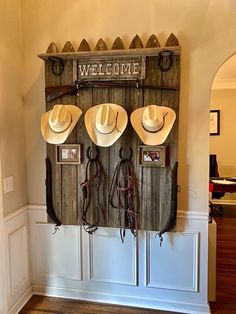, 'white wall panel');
8,225,28,295
28,207,210,314
3,207,32,313
35,223,82,282
89,228,137,285
146,231,199,292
